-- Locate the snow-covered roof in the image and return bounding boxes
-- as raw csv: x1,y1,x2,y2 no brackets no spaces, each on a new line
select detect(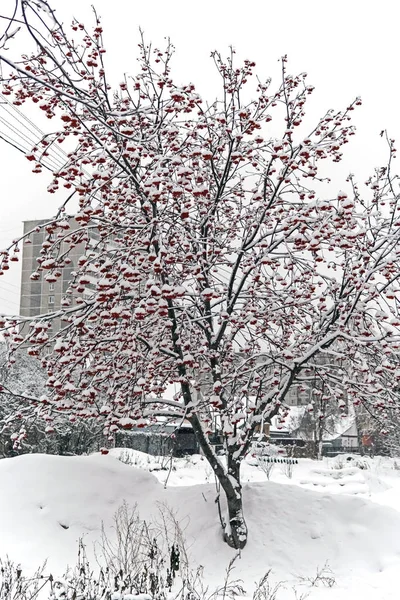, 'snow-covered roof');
270,406,304,433
269,405,358,442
